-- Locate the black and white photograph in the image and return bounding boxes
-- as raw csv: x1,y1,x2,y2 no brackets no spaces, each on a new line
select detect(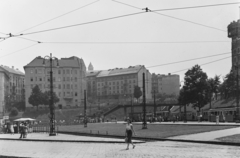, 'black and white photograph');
0,0,239,157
